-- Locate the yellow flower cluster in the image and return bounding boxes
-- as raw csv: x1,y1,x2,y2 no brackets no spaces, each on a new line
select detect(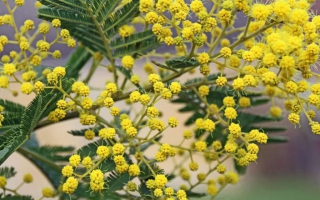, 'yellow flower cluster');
3,0,320,198
90,169,105,192
0,1,76,96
